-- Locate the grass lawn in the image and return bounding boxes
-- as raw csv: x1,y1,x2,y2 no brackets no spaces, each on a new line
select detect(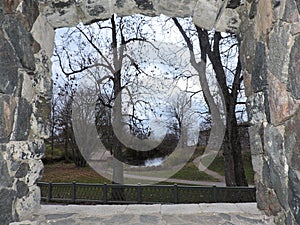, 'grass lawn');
40,162,110,183
41,161,218,184
208,152,255,184
170,162,218,182
41,145,254,185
